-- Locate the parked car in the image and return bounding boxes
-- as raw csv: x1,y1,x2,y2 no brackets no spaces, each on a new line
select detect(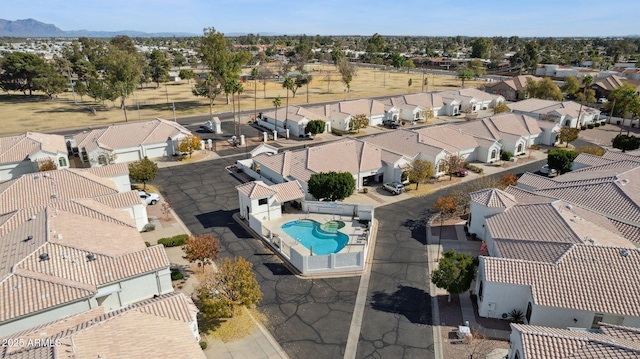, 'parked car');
382,119,401,129
598,97,608,104
138,191,160,205
382,182,405,195
454,168,469,177
539,164,558,177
